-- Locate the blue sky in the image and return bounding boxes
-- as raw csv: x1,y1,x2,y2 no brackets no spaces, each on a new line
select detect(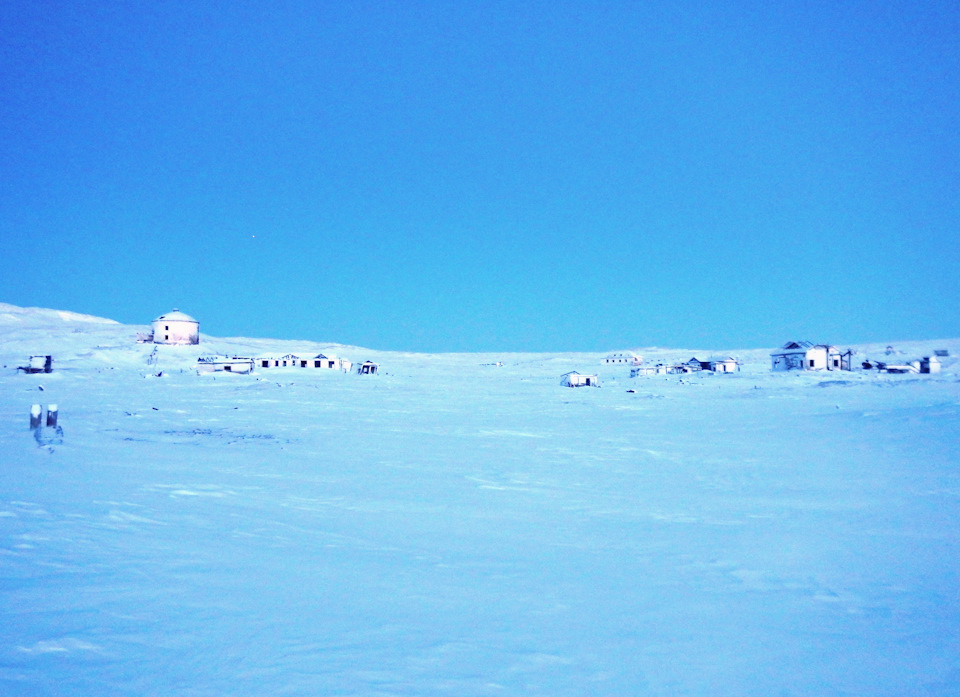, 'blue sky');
2,1,958,351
